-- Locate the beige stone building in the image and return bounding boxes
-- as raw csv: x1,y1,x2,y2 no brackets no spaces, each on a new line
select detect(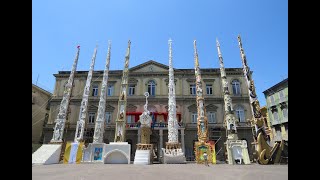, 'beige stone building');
32,84,52,144
43,60,254,161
